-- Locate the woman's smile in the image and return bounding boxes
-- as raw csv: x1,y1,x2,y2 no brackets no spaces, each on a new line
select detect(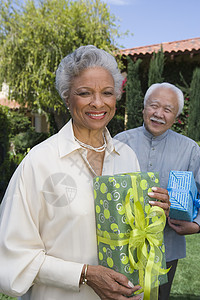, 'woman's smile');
86,111,106,119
